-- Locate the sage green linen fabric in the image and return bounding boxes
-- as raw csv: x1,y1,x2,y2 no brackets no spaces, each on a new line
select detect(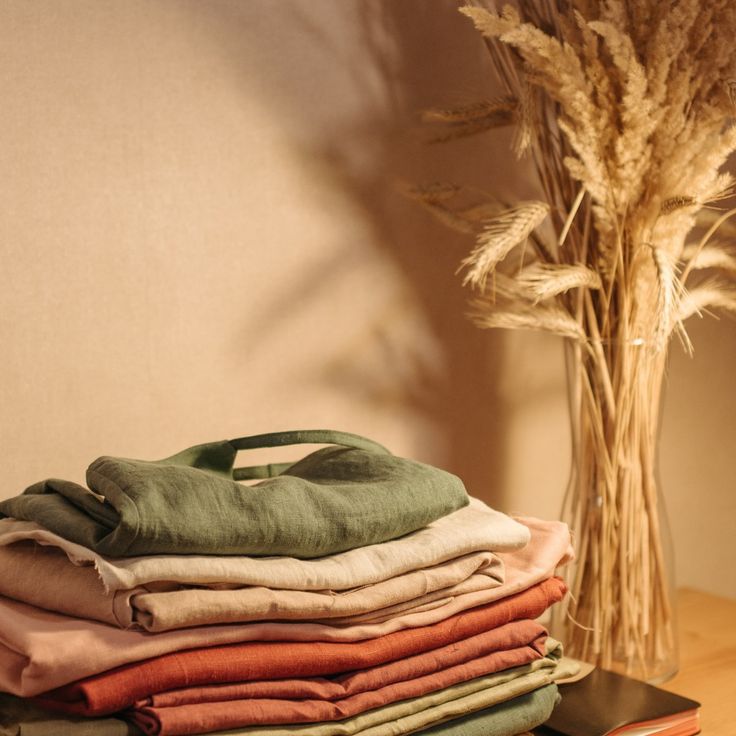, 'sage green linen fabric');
0,498,527,593
212,687,558,735
0,694,139,736
414,685,560,736
0,437,468,557
206,646,571,736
